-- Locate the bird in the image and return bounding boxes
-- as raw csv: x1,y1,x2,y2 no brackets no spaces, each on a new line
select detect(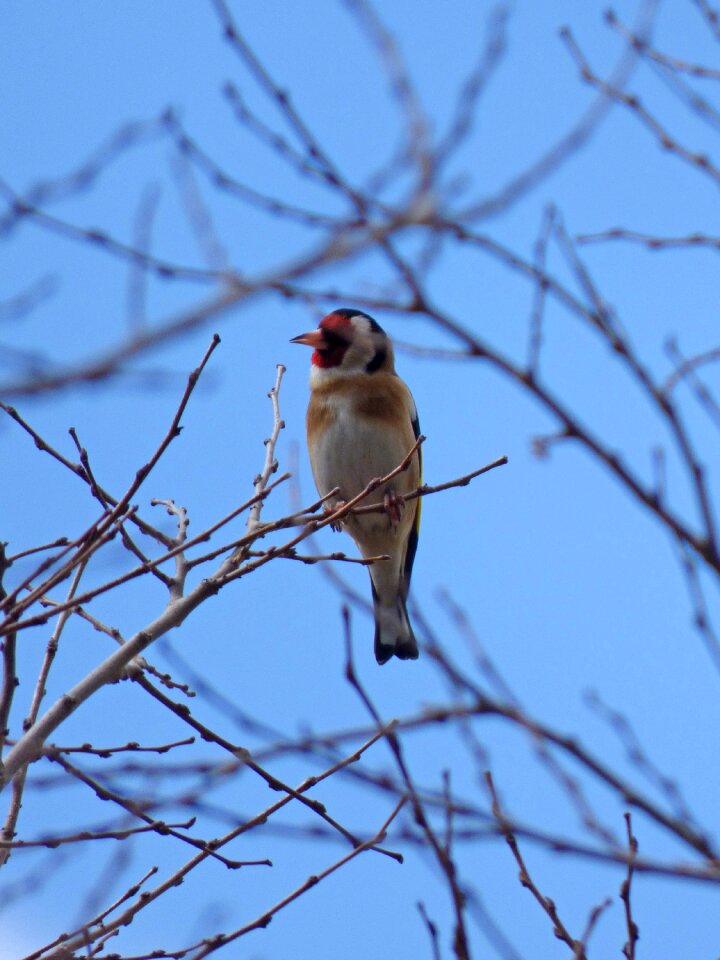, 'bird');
291,308,421,664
